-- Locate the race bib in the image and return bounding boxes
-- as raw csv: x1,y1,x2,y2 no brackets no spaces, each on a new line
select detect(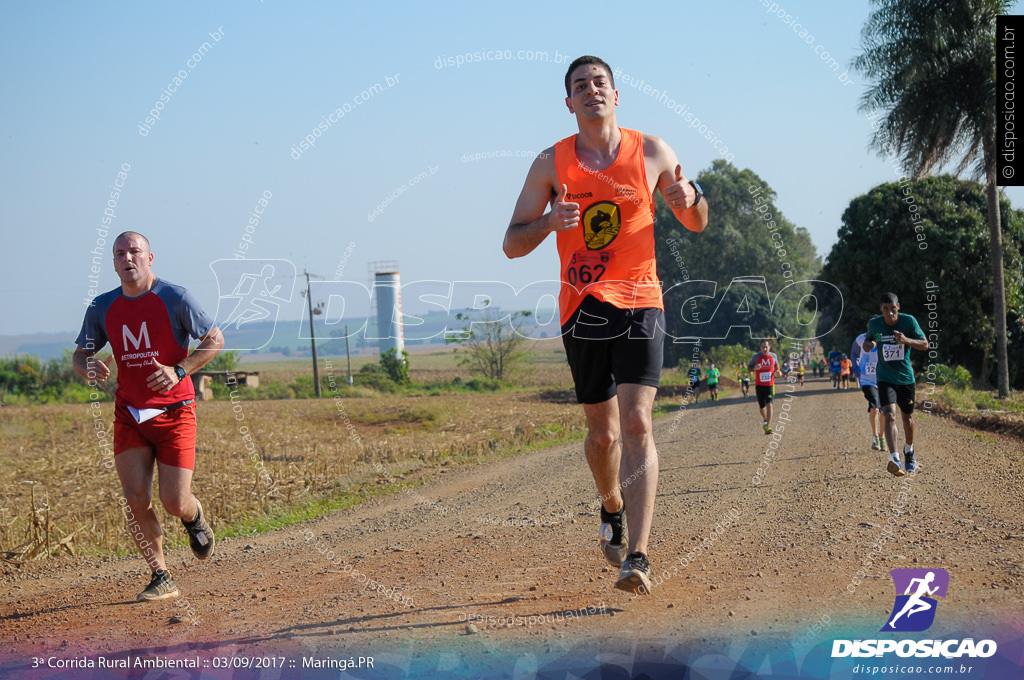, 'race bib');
865,363,877,375
565,250,613,287
882,344,905,362
759,371,772,383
